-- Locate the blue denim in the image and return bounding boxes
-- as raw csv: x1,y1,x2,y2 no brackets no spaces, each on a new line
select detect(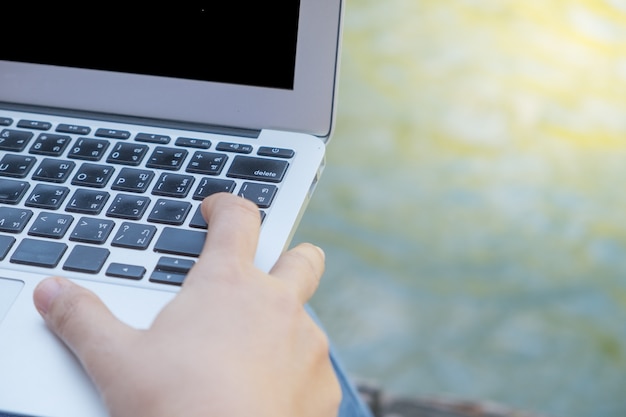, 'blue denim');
305,305,375,417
